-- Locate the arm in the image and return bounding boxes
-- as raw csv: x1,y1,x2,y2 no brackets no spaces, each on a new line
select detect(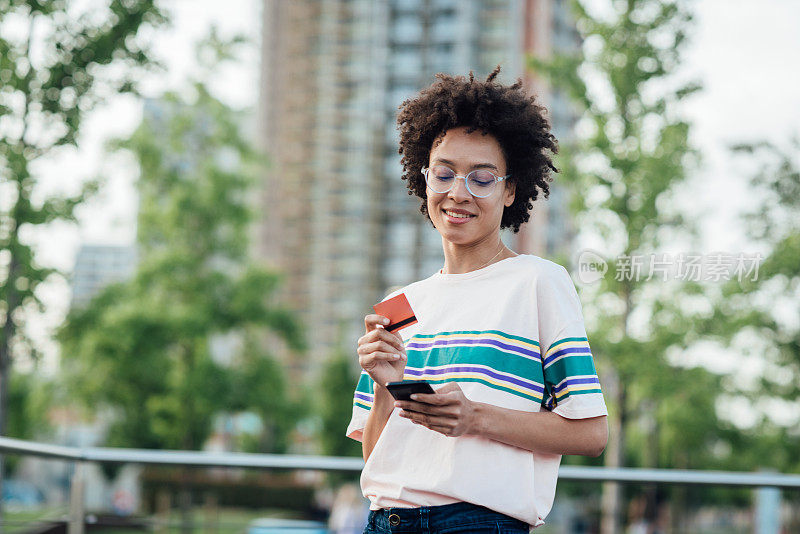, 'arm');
395,382,608,457
472,402,607,457
361,383,395,462
354,314,408,462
